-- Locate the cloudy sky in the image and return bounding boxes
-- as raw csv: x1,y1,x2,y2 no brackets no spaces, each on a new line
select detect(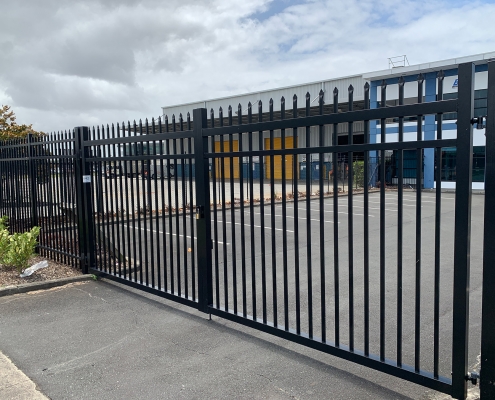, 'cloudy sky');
1,0,494,133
